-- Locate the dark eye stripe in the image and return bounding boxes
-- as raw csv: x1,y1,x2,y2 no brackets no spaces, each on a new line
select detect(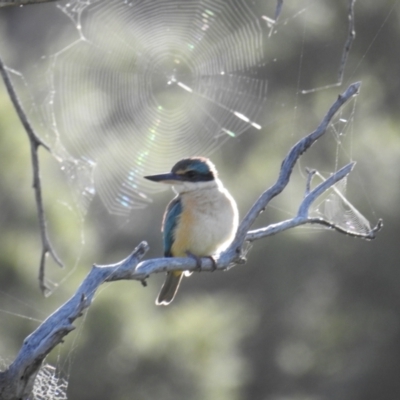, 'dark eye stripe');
183,170,214,182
